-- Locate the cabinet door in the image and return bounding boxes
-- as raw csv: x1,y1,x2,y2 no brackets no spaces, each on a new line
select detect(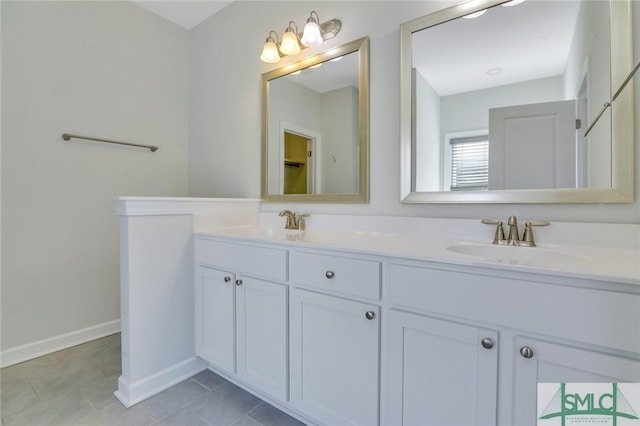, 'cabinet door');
195,266,235,374
236,276,288,402
290,289,380,426
512,337,640,426
388,310,499,426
